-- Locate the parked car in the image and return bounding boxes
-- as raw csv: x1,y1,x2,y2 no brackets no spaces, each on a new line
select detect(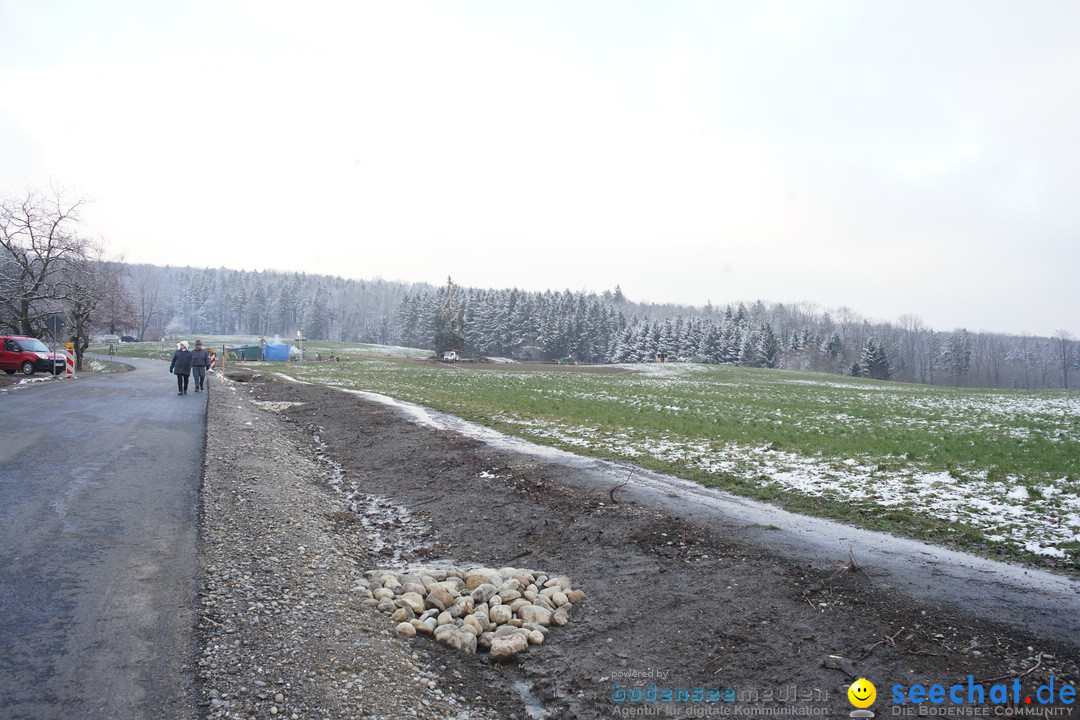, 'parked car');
0,336,66,375
120,335,139,343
